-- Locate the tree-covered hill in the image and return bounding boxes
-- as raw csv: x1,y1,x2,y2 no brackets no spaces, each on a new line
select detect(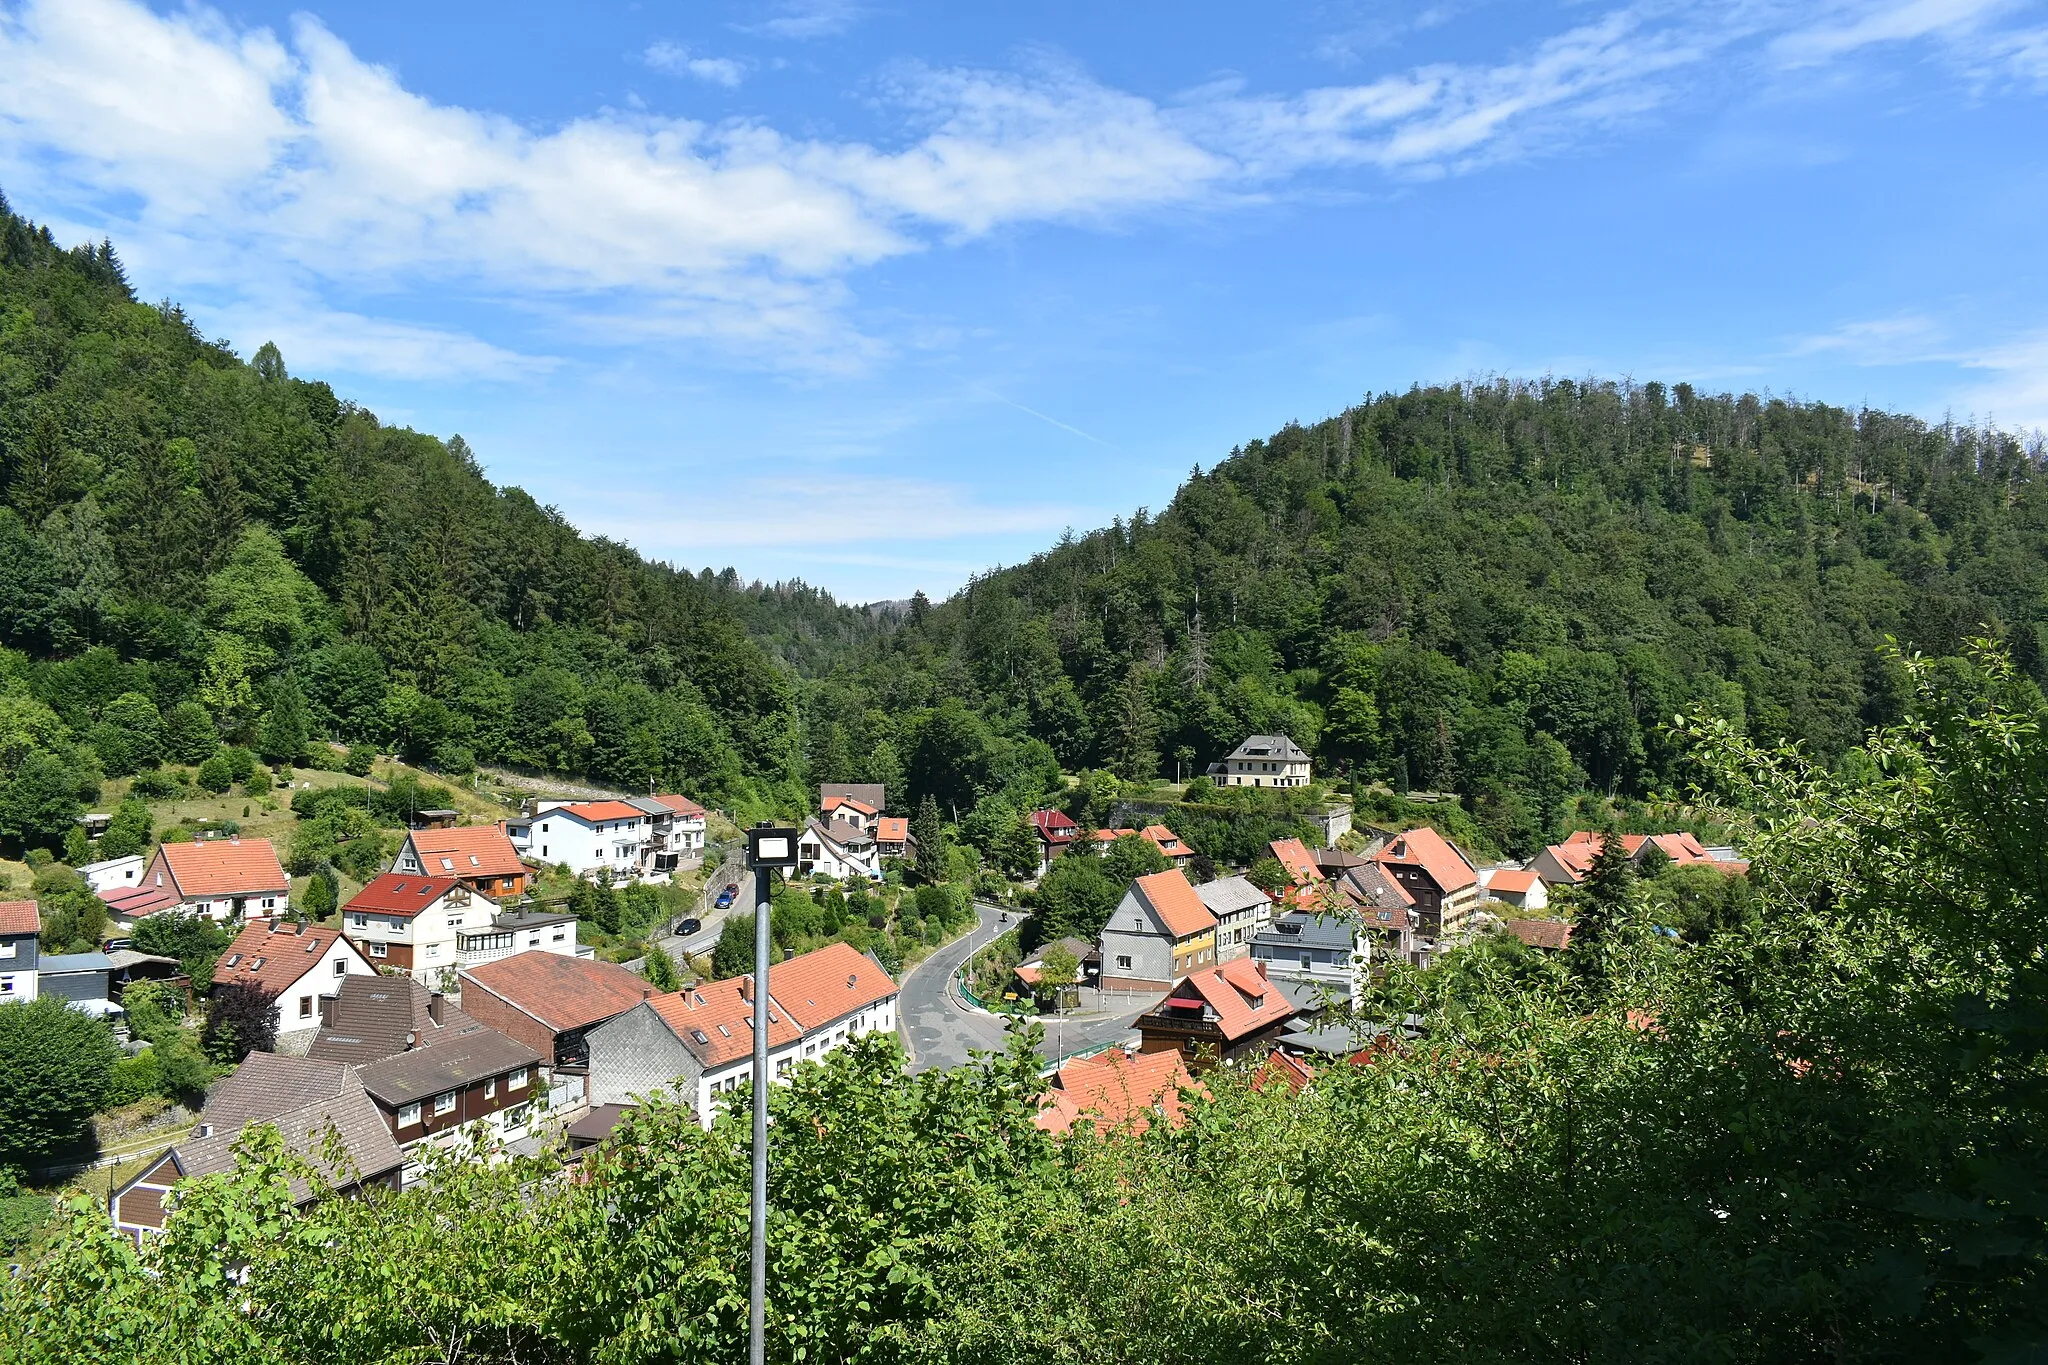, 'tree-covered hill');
816,377,2048,855
0,191,889,826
